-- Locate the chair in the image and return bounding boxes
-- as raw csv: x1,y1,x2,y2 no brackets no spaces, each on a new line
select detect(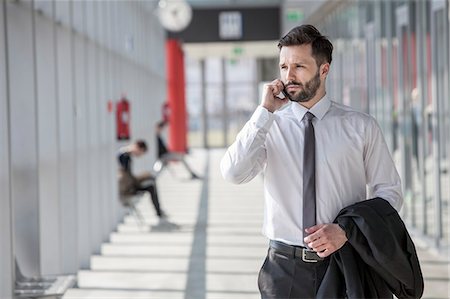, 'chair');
120,193,146,227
